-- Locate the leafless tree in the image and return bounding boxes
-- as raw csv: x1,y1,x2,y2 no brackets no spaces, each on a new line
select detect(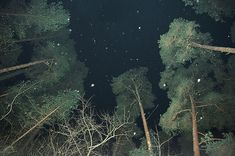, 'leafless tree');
37,97,134,156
